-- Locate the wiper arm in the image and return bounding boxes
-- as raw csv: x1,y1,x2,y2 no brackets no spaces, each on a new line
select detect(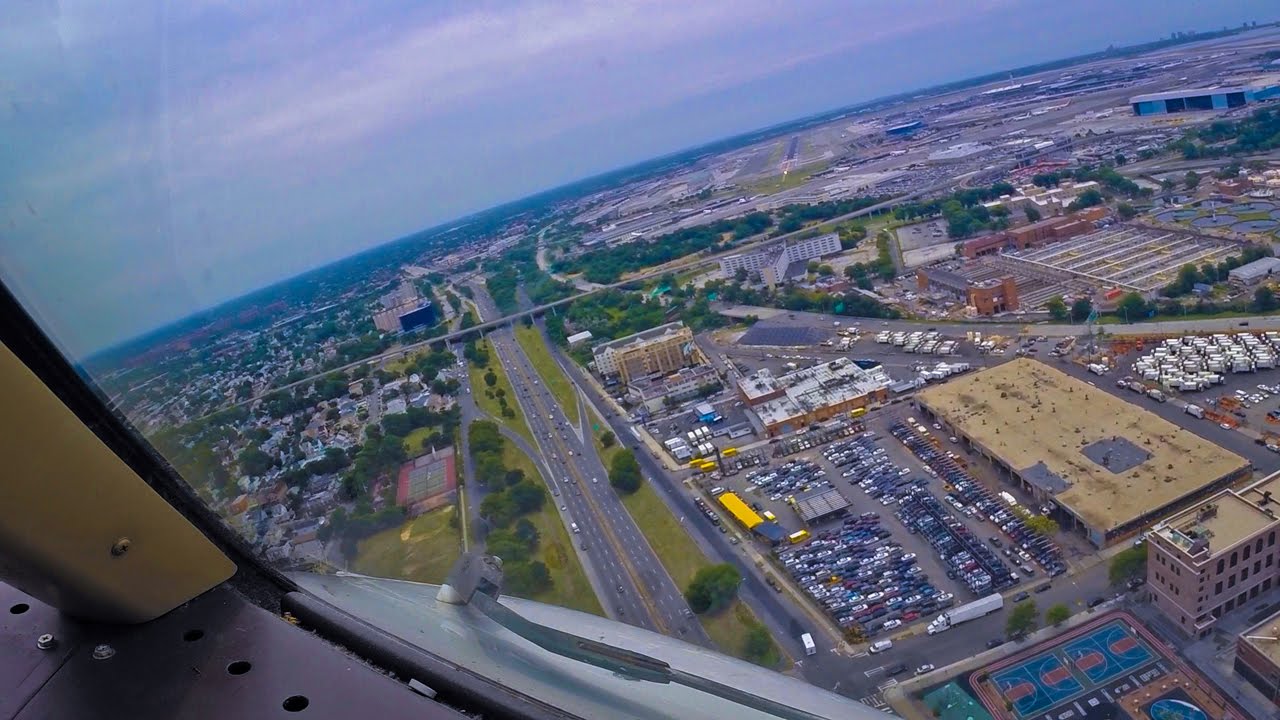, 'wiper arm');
439,553,826,720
